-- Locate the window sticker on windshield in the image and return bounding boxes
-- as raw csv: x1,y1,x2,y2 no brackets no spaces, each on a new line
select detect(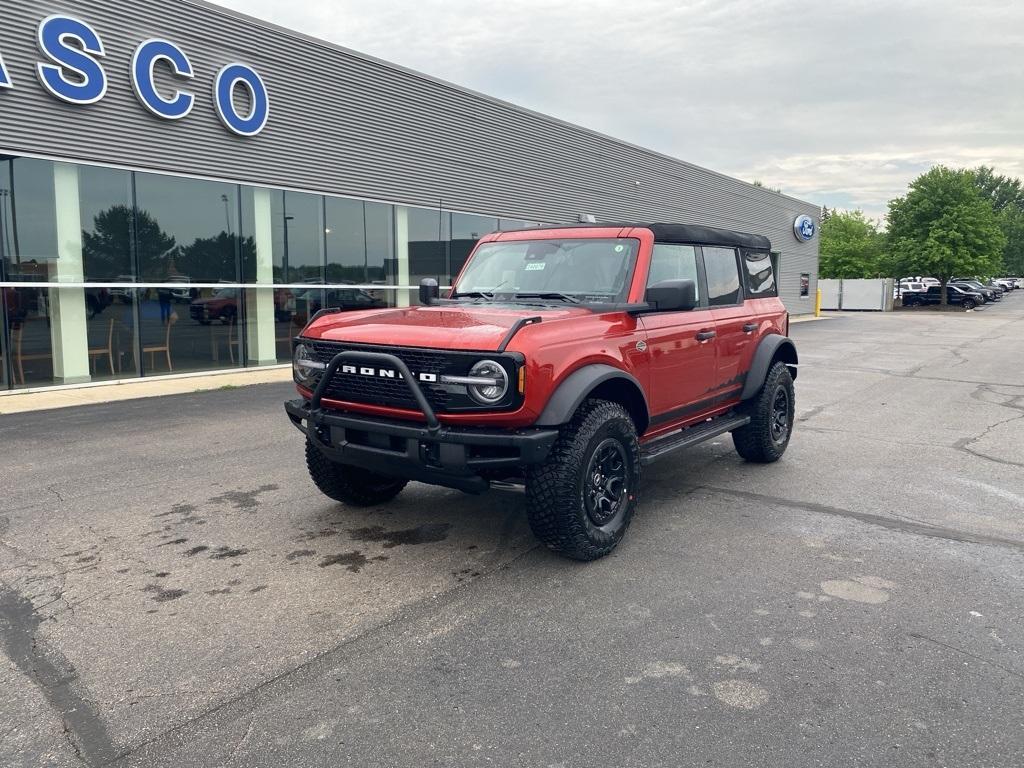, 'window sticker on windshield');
524,262,546,271
614,244,624,253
